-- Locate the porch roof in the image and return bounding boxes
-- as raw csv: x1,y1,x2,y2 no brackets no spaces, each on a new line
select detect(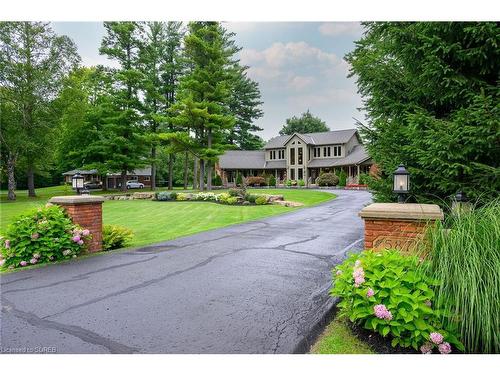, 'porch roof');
307,145,371,168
